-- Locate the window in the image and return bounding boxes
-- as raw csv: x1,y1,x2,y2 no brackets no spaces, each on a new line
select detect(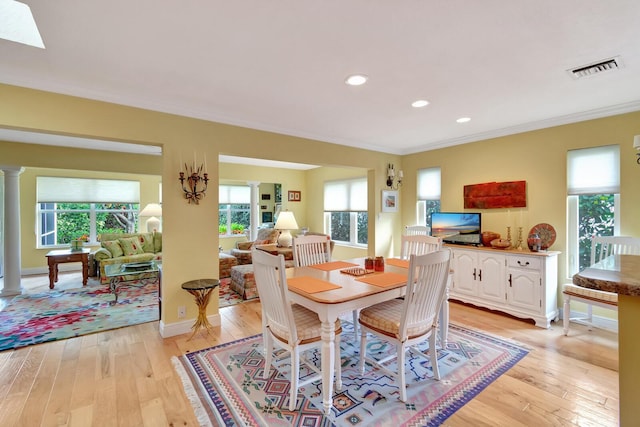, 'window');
567,145,620,276
36,177,140,247
219,185,250,236
39,203,139,246
417,167,441,230
324,178,368,246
